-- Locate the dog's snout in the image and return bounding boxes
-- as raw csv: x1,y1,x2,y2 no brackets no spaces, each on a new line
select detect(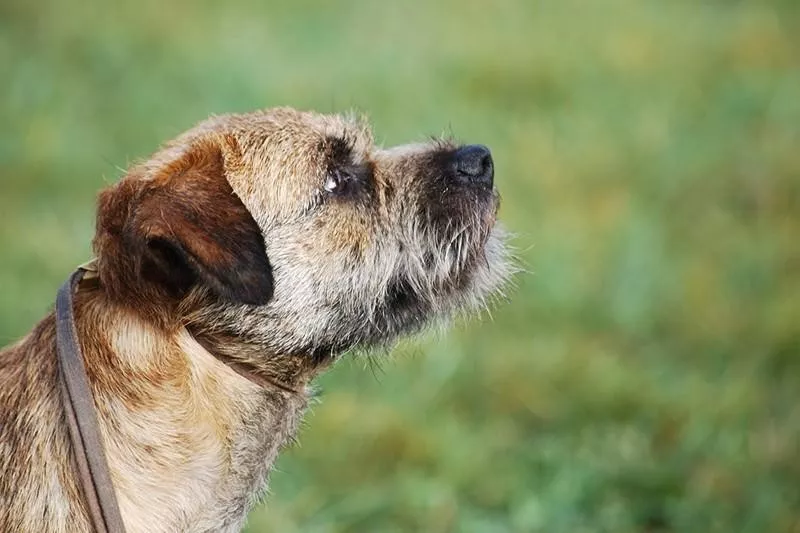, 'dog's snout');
453,145,493,187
